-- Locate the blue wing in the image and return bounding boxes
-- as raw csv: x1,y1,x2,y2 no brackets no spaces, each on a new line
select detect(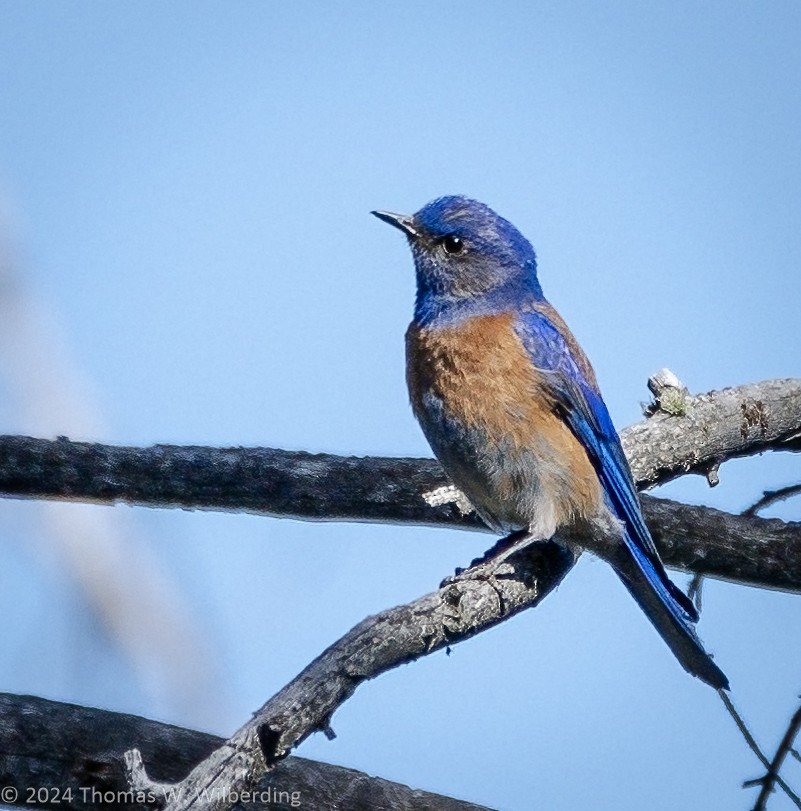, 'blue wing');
514,305,728,689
